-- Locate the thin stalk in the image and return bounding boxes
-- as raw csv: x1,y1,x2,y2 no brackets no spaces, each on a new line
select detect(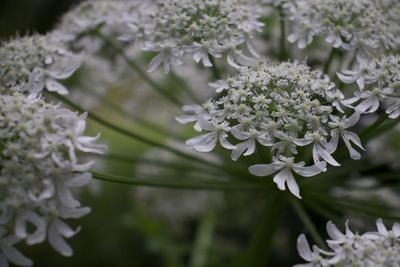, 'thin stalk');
304,201,340,222
170,72,203,104
310,193,400,221
290,199,327,250
323,48,337,74
237,192,287,267
359,113,388,142
279,7,288,60
363,116,400,142
209,56,221,80
92,171,269,191
52,93,232,173
78,85,186,141
99,153,224,176
189,212,216,267
96,32,183,107
301,160,372,186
